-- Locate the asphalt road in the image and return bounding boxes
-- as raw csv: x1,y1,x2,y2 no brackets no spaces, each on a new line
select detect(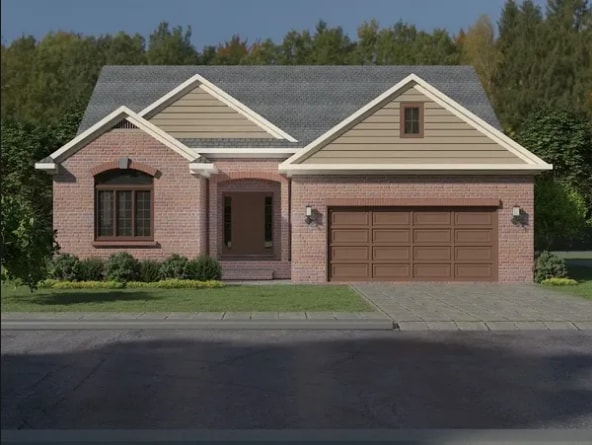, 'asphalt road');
2,330,592,429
